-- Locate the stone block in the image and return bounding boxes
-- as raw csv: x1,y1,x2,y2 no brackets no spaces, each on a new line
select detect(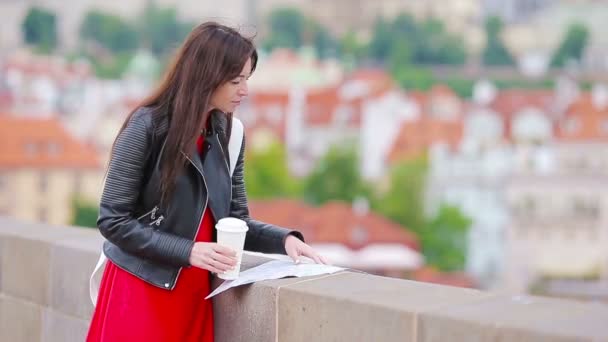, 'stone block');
1,235,51,304
213,274,317,342
277,272,492,342
41,308,89,342
49,242,99,320
418,294,608,342
0,294,42,342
